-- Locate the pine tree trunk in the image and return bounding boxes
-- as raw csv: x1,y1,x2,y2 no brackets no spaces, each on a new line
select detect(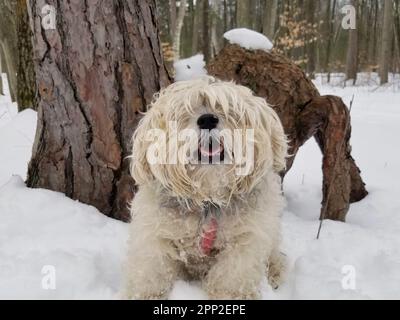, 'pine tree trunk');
208,44,368,222
379,0,394,84
27,0,170,222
